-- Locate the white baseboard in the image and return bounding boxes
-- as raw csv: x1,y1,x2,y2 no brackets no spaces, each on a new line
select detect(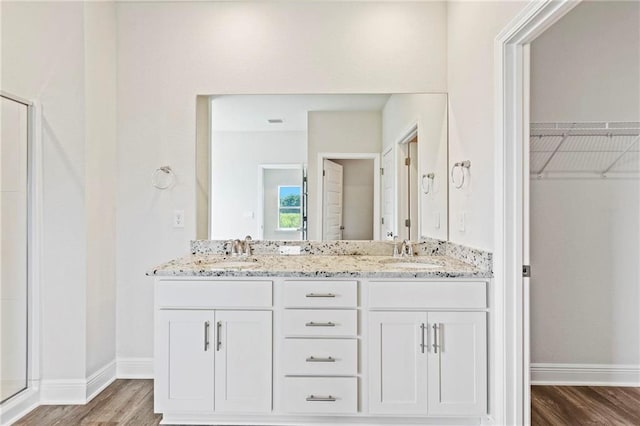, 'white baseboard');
86,361,117,401
531,363,640,386
40,360,116,405
116,357,154,379
0,386,40,426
